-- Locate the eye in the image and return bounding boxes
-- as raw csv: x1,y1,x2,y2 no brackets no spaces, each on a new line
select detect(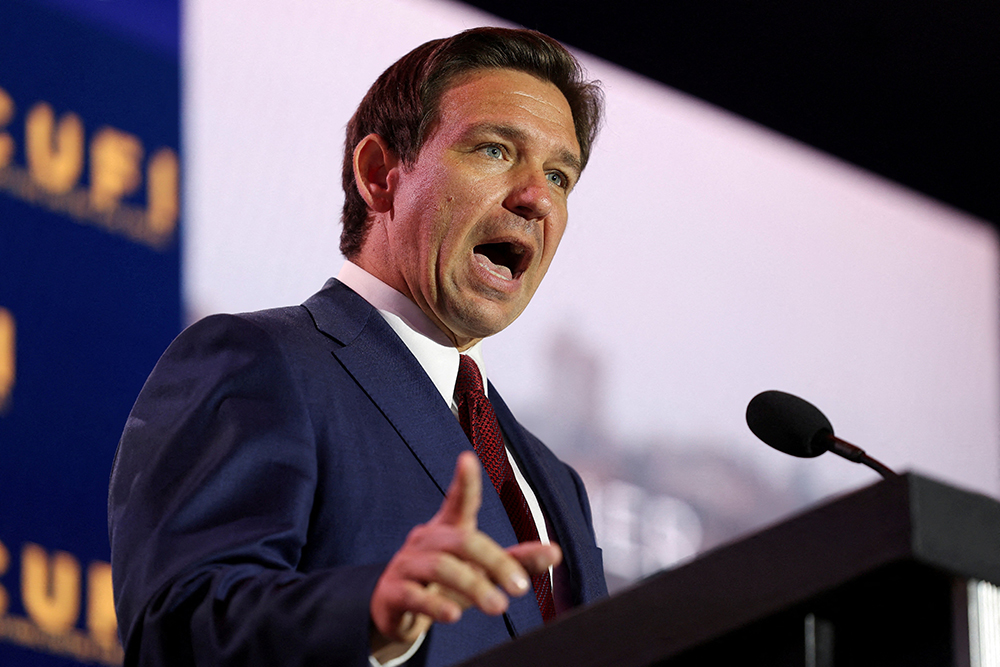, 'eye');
481,144,504,159
547,171,569,189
